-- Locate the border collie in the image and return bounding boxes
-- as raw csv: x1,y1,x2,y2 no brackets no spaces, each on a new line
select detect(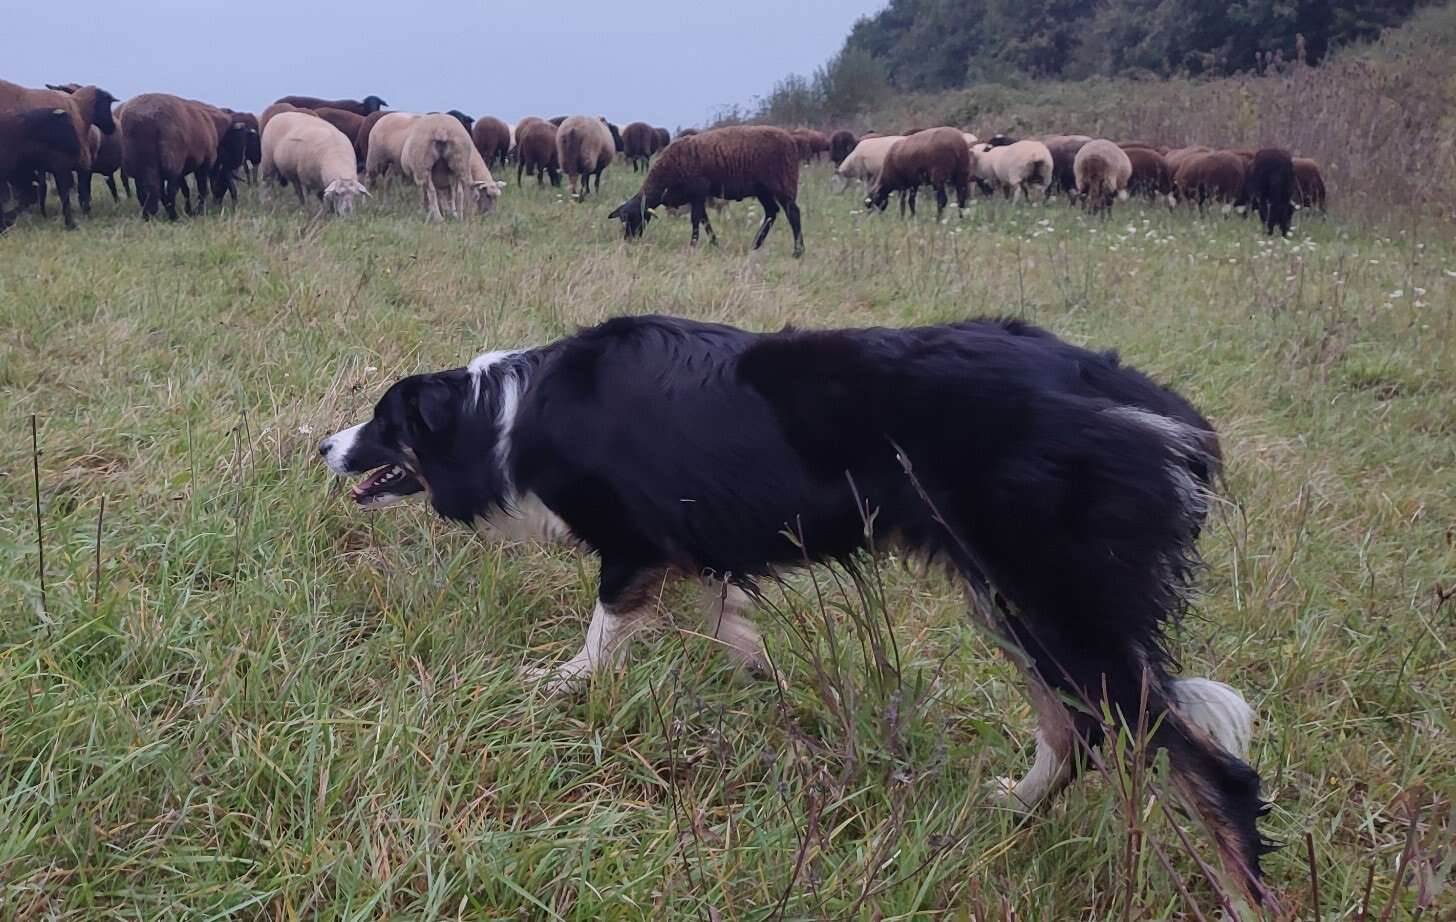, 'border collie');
320,314,1270,891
